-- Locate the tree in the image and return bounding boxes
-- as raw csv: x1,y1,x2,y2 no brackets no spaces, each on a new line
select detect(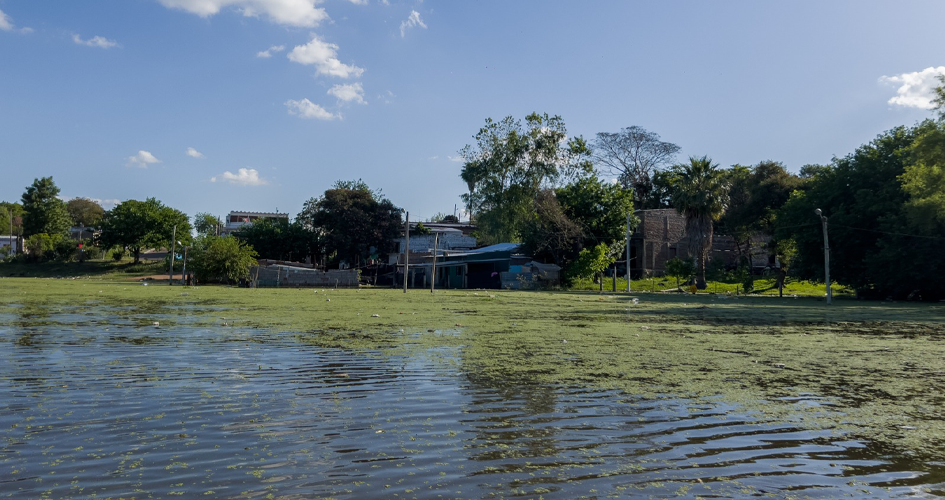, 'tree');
236,218,320,263
98,198,192,264
665,257,696,290
556,174,635,250
297,181,402,267
564,242,615,287
933,74,945,119
188,235,258,283
670,156,728,289
592,126,680,209
66,198,105,227
194,213,223,236
717,161,803,283
519,190,585,267
775,121,944,300
460,113,592,244
21,177,71,237
0,202,24,236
